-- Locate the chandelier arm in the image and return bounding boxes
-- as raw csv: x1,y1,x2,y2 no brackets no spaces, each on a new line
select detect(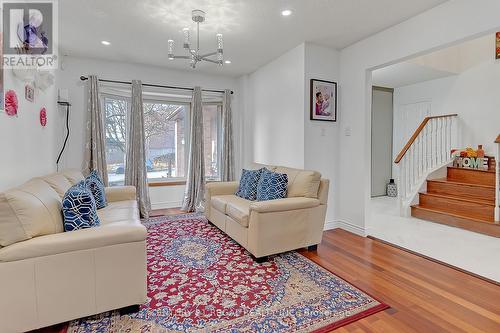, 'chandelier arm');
172,55,191,59
199,51,218,58
201,58,220,64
